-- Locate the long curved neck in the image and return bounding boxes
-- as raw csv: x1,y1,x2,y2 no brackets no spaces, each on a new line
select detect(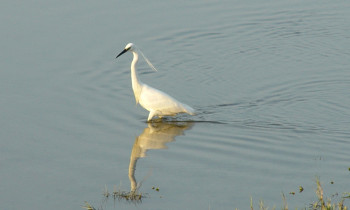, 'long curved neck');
128,138,140,193
131,51,142,104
